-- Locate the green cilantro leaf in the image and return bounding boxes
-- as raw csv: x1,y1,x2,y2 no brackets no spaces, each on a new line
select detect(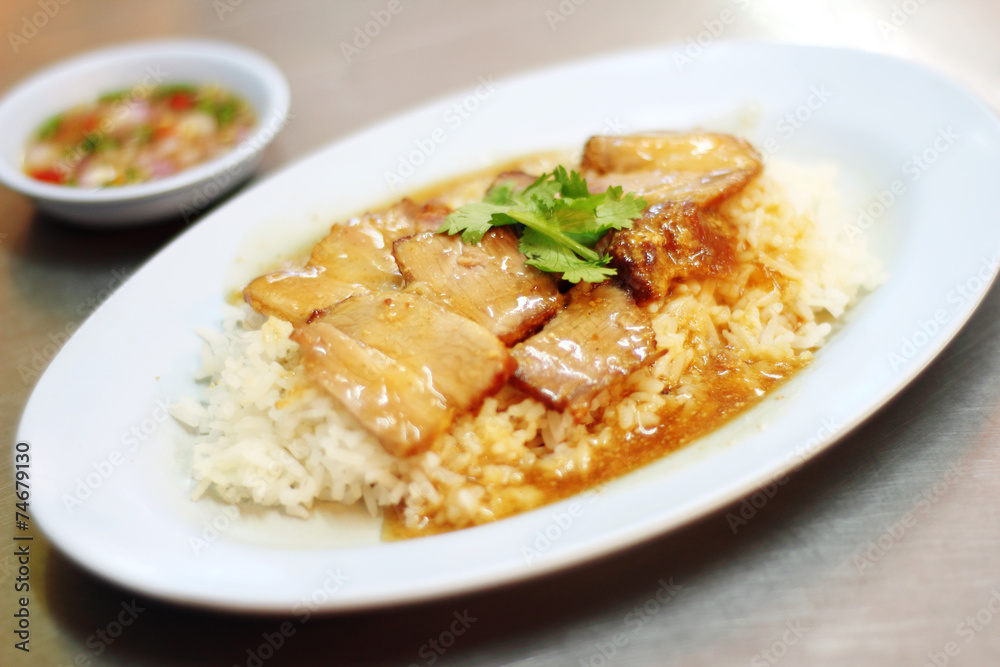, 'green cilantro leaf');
595,185,646,230
483,182,518,205
436,202,512,244
437,167,646,283
518,229,617,283
553,165,590,199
